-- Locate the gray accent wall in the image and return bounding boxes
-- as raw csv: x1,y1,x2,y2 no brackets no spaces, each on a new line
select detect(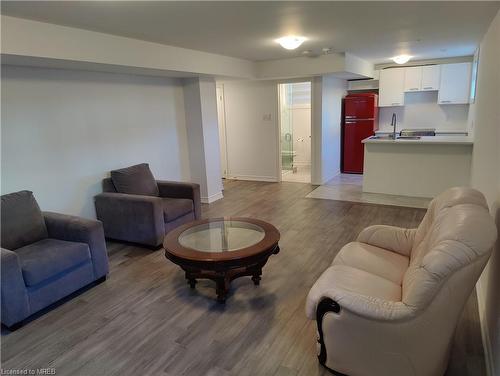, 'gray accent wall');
1,65,191,218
